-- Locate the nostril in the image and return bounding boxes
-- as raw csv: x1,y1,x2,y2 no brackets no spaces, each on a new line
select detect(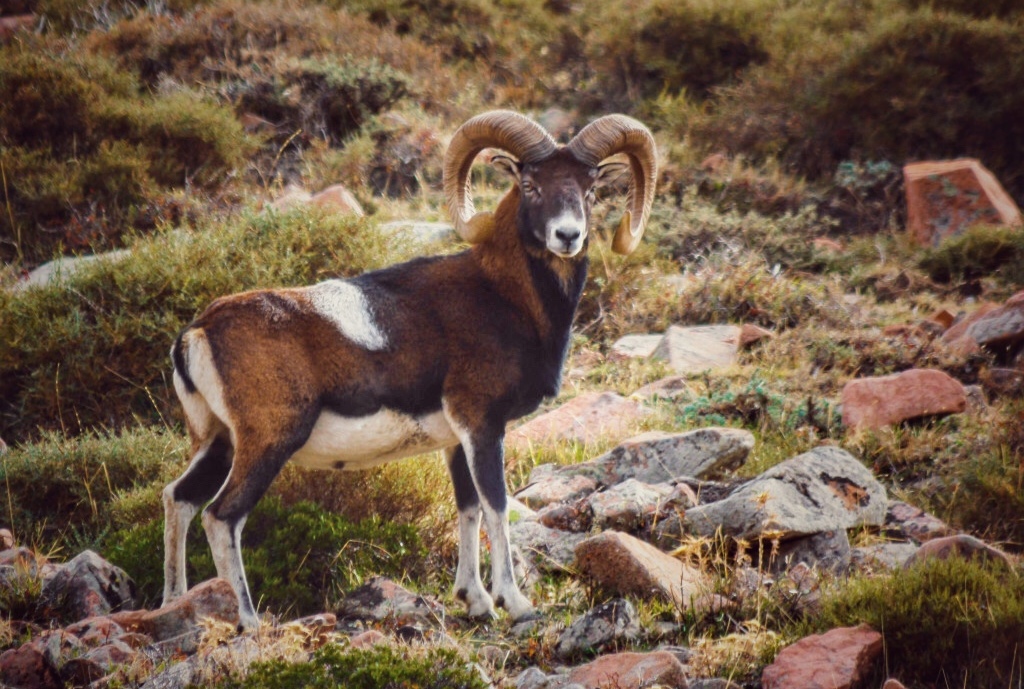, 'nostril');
555,228,581,244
